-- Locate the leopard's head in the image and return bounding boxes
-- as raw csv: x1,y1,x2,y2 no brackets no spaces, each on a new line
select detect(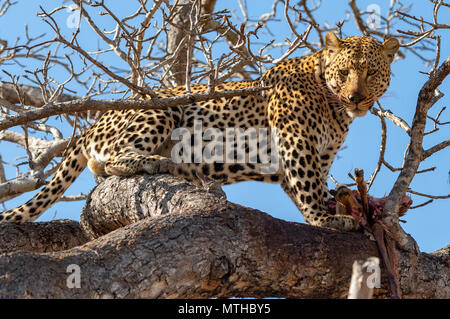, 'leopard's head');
322,32,399,118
